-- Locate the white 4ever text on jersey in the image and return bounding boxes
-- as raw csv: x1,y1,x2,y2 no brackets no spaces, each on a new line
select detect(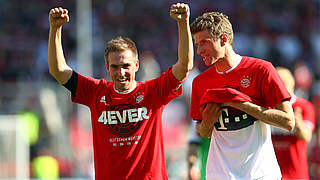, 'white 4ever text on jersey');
98,107,149,125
